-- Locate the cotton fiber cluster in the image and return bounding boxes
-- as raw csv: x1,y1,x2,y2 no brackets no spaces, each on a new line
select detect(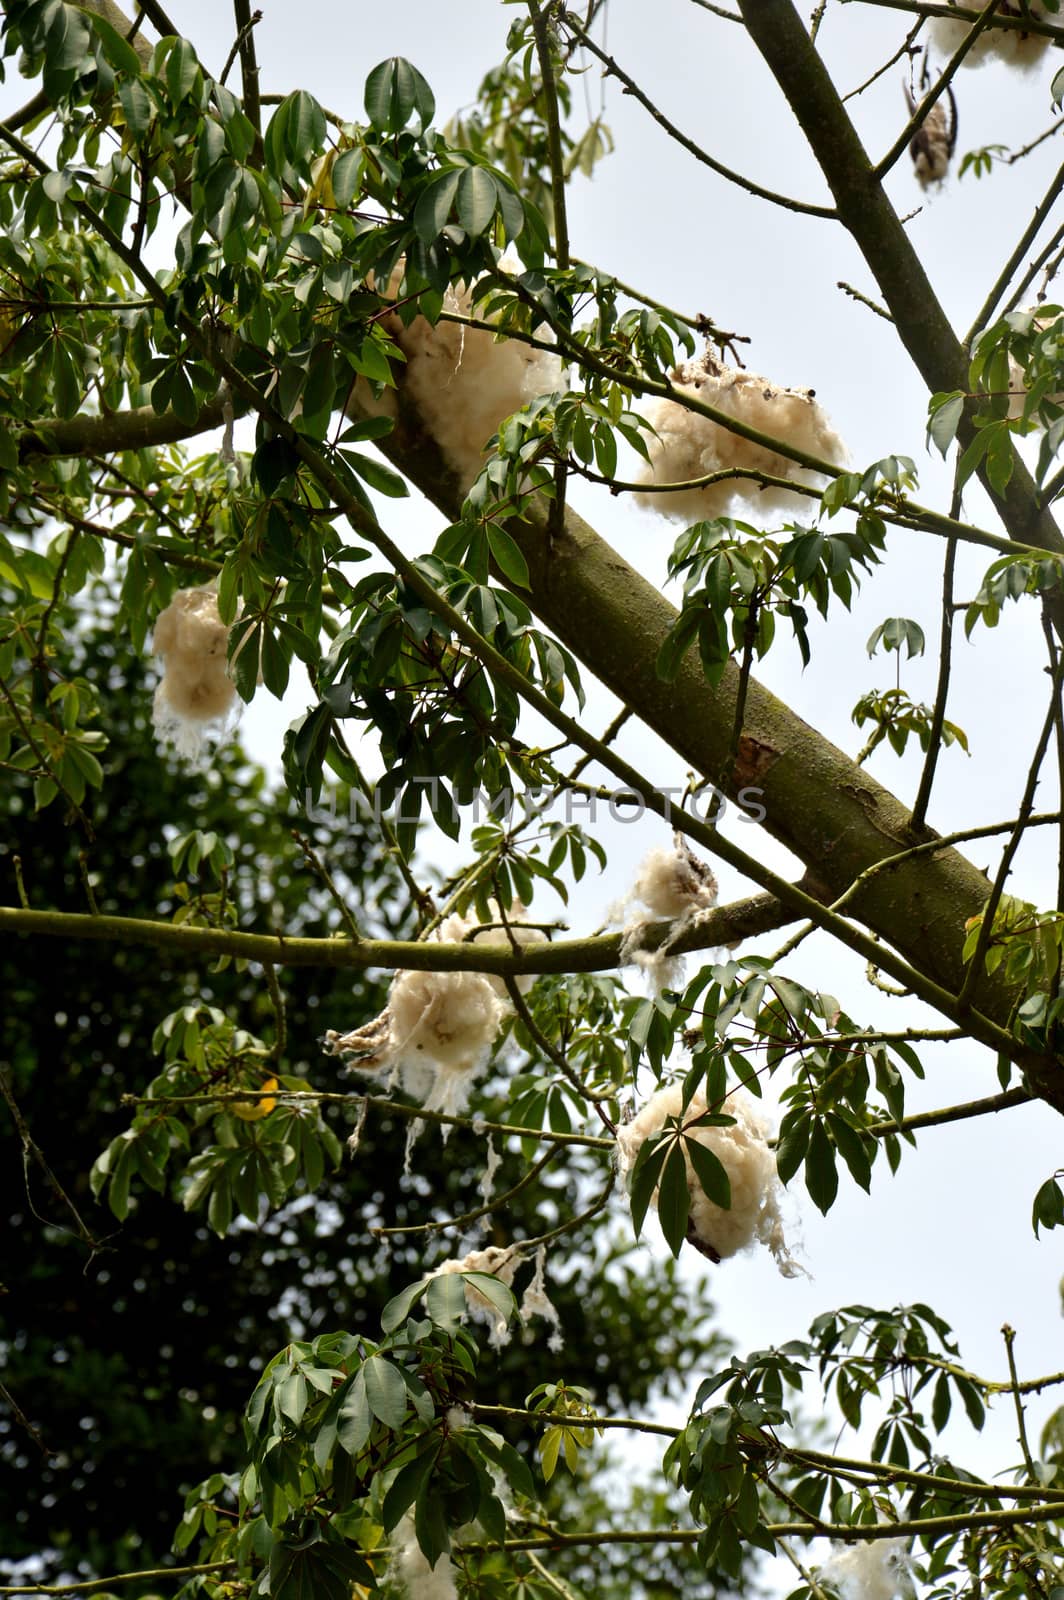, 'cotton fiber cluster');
818,1537,913,1600
323,904,546,1116
632,835,719,921
430,1246,519,1349
616,1084,800,1275
428,1243,562,1351
909,96,955,187
368,270,562,488
618,835,719,992
390,1511,458,1599
930,1,1054,69
635,352,847,522
151,587,237,760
